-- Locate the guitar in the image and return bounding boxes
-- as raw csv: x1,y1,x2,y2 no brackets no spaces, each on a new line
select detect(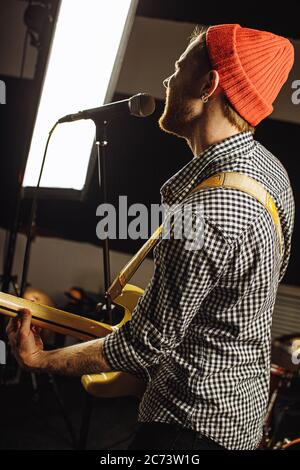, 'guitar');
0,283,147,399
1,172,282,401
